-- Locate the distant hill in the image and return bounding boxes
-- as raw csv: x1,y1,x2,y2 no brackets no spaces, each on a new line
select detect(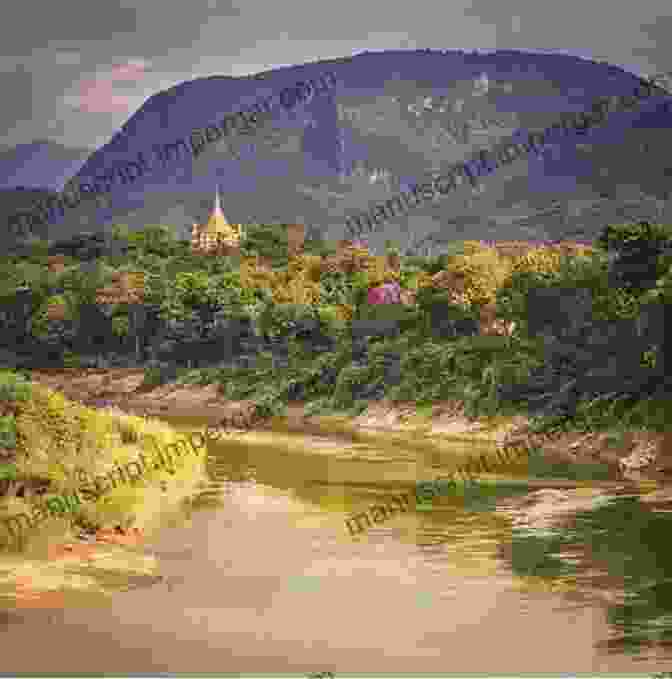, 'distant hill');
0,140,91,192
11,49,672,251
0,187,60,247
